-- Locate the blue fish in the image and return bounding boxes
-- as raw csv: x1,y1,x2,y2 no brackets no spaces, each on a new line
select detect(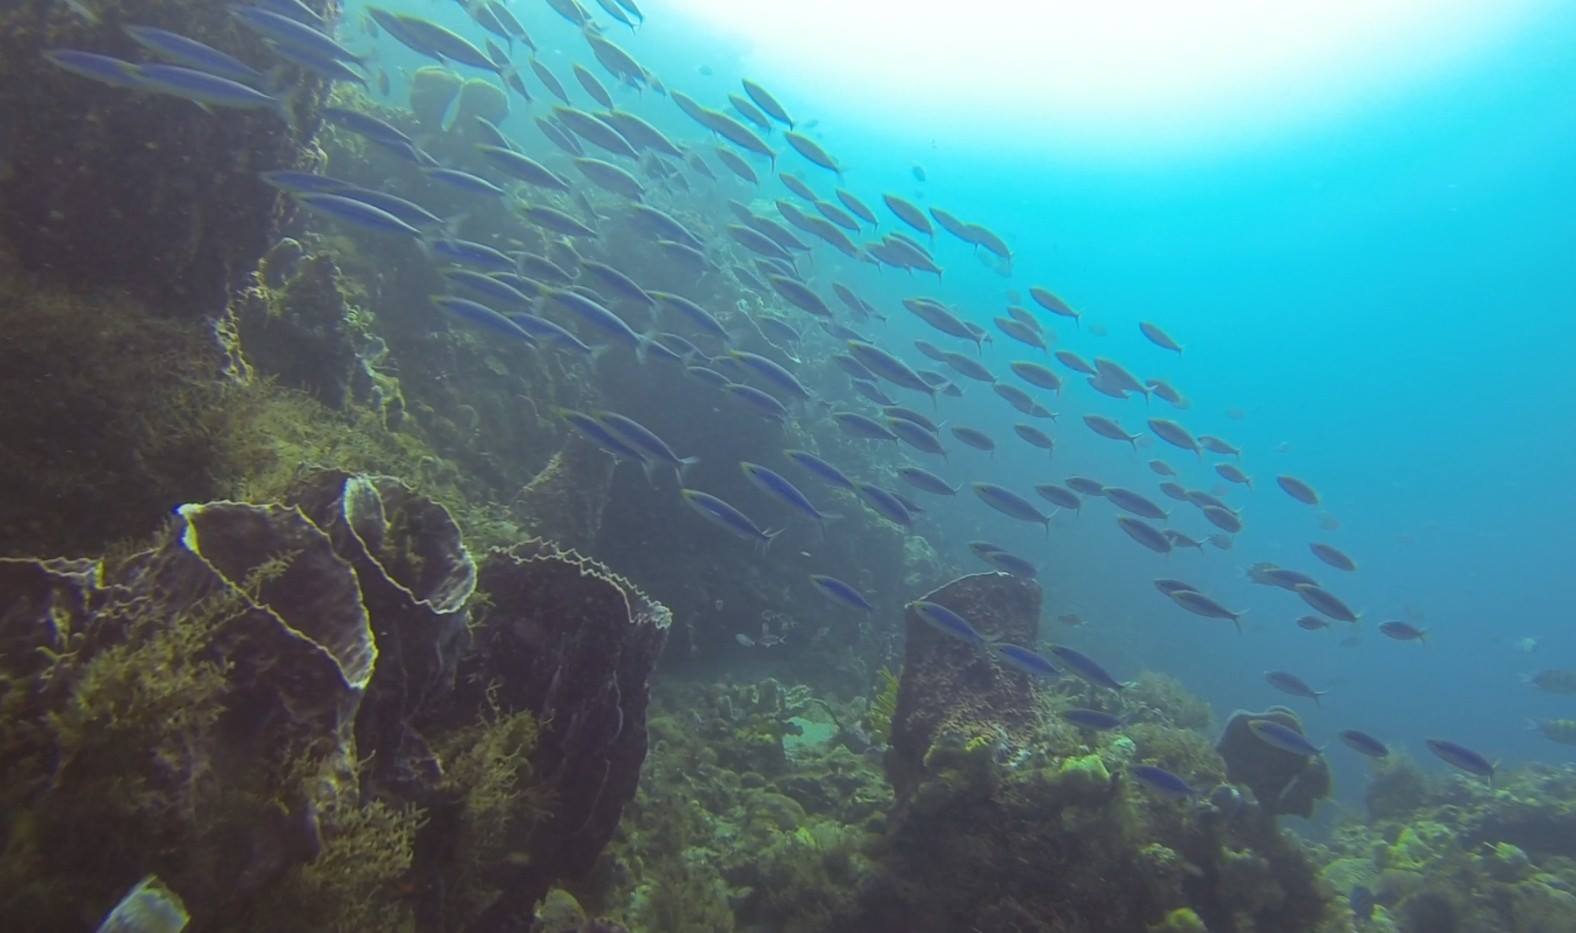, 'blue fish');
896,466,959,496
723,383,789,423
596,412,699,483
1049,646,1129,690
430,238,515,272
230,6,366,66
320,106,415,149
1339,730,1390,759
442,270,533,310
431,296,537,345
652,291,731,344
993,643,1059,678
560,410,646,464
43,50,146,90
833,411,898,441
909,601,985,645
129,63,294,126
1062,708,1126,731
1426,739,1494,782
1129,764,1196,799
856,483,913,527
979,549,1037,578
423,167,506,198
255,0,325,28
741,463,837,527
847,340,937,403
784,450,856,492
294,192,424,239
809,575,873,612
124,25,264,86
1246,719,1323,758
730,351,812,401
541,289,649,357
505,313,595,356
260,169,352,195
973,483,1051,533
681,489,781,549
888,418,949,460
330,186,449,231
